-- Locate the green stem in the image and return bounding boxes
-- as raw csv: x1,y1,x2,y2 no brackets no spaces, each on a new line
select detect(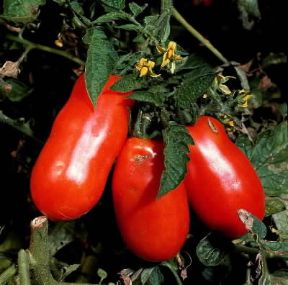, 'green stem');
18,249,32,285
28,216,98,285
6,34,85,66
172,8,229,65
0,264,17,284
161,0,173,12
